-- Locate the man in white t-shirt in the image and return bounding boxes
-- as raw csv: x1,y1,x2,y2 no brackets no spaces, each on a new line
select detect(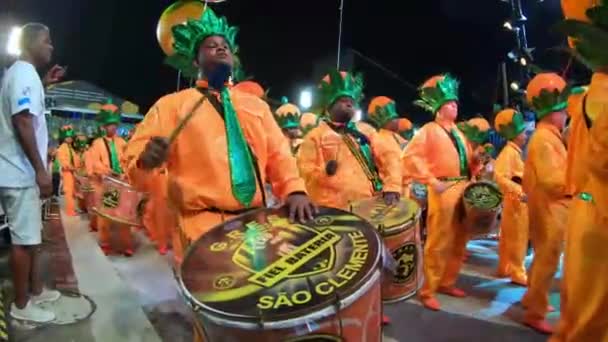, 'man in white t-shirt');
0,23,65,323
